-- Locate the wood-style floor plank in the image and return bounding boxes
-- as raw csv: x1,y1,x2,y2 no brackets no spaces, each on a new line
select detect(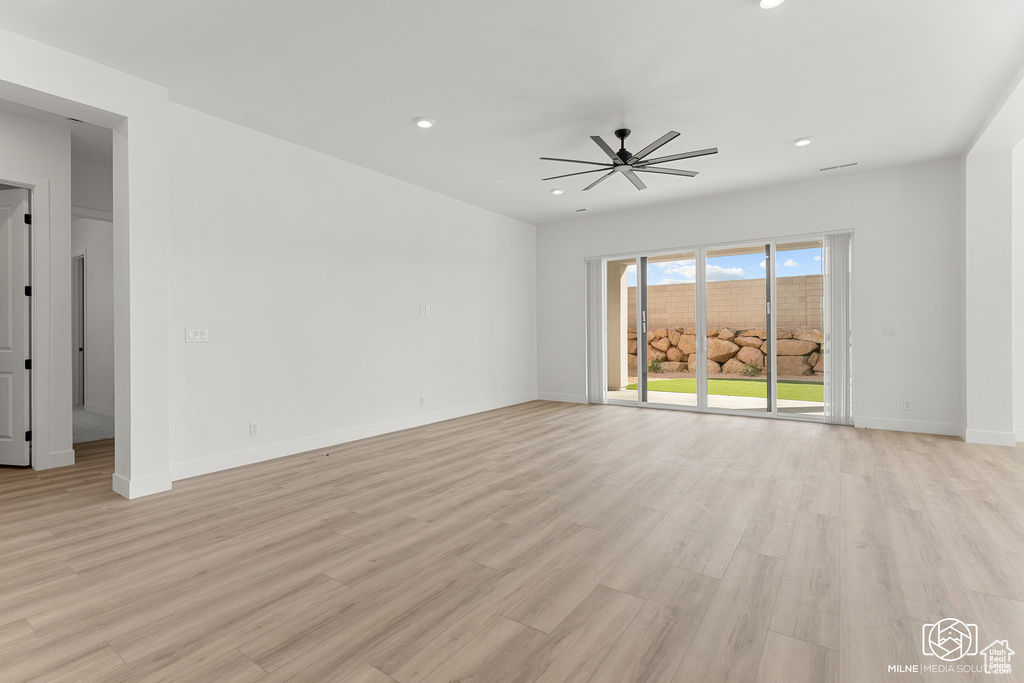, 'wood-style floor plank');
0,405,1020,682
